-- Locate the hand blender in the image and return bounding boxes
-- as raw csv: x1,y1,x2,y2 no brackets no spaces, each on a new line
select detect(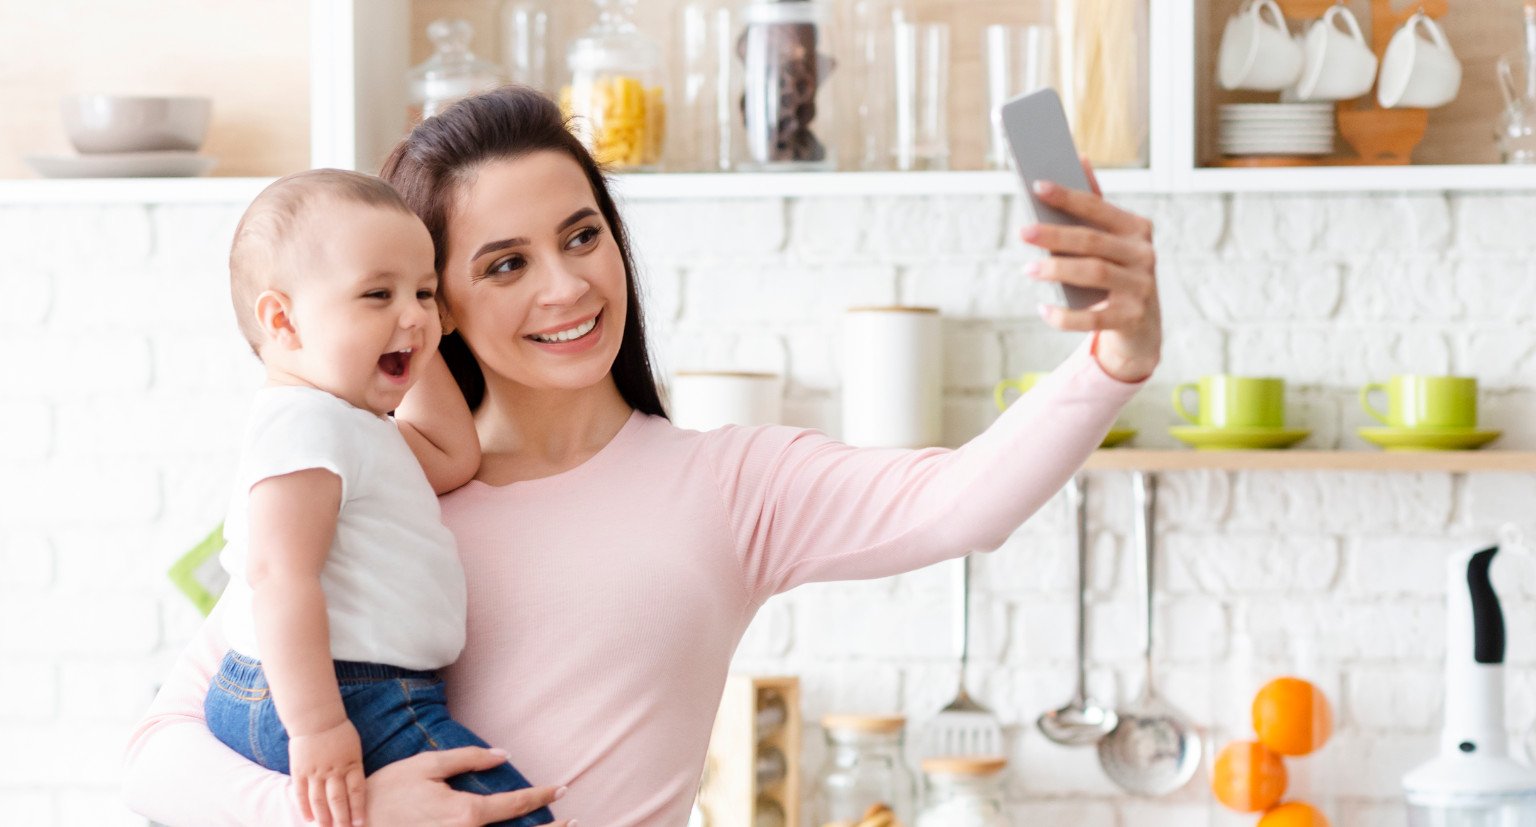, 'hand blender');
1404,545,1536,826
